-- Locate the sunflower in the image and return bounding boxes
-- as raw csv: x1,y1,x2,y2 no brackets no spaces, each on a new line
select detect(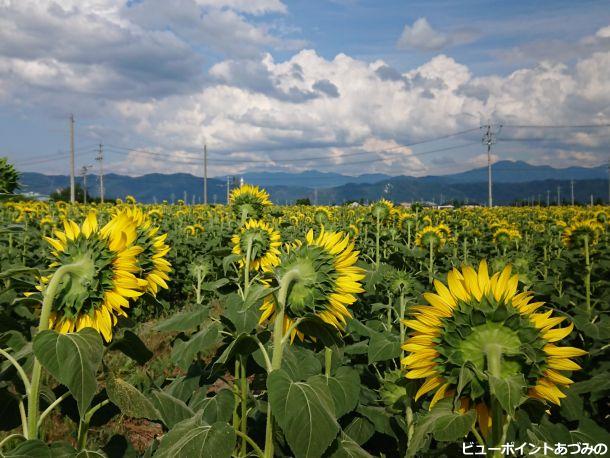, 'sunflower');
314,207,332,226
561,220,601,248
41,212,144,341
415,226,445,249
371,199,393,220
103,207,171,296
231,219,281,271
493,227,521,245
259,228,365,340
402,260,585,438
229,184,272,219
